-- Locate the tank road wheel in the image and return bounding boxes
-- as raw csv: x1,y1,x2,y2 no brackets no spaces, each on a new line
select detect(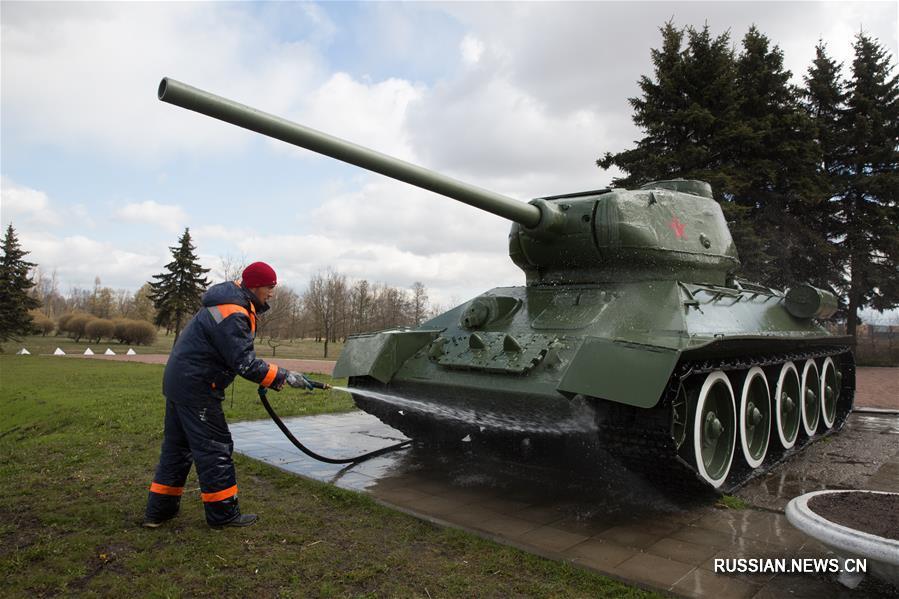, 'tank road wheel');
800,360,821,436
691,371,737,488
775,362,802,449
819,357,839,429
739,367,771,468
